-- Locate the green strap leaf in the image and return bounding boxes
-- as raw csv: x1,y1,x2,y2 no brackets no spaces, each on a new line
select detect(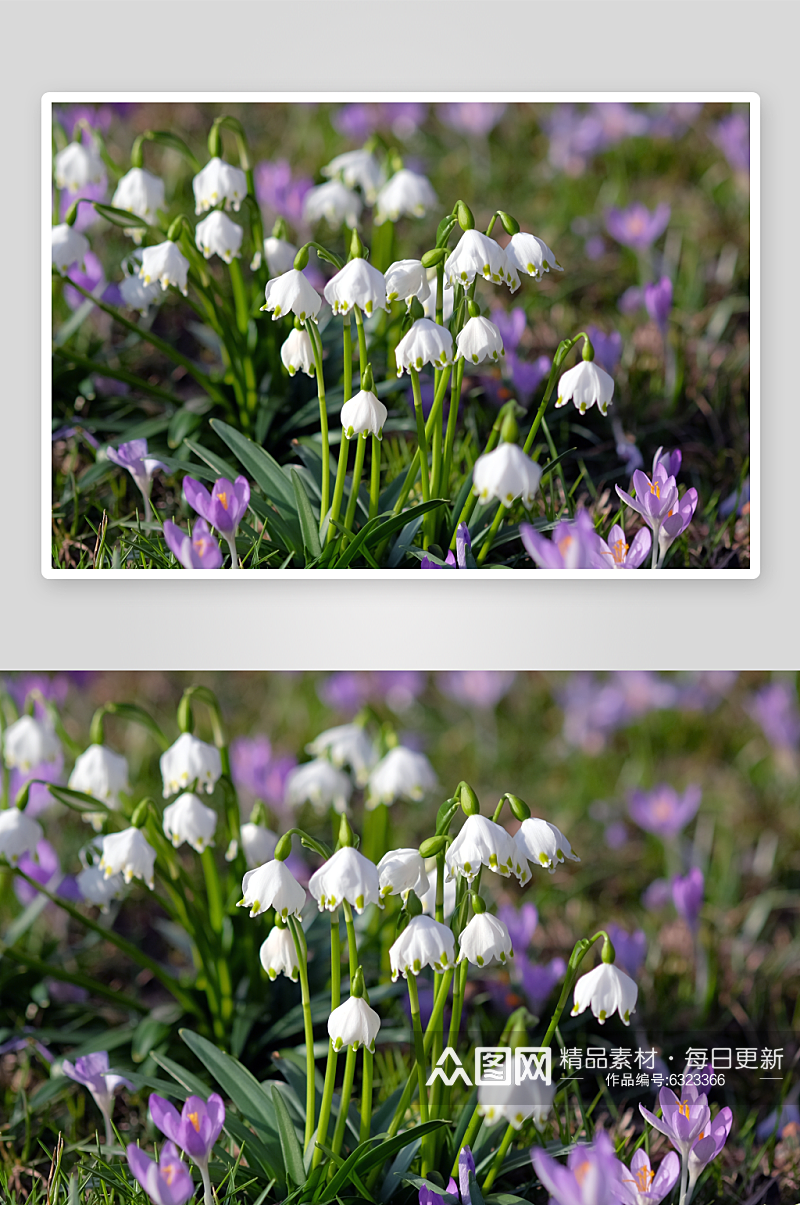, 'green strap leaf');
210,419,299,515
179,1028,279,1139
333,498,448,569
291,468,322,560
92,203,150,231
269,1082,306,1185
